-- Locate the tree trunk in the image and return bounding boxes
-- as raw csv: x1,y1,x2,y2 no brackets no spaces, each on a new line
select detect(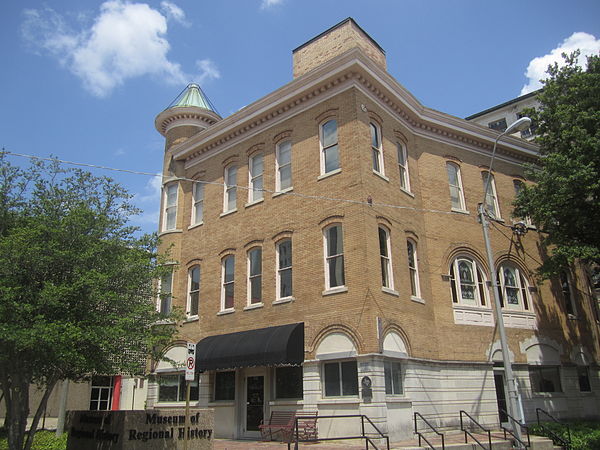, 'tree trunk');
23,379,58,450
2,375,29,450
